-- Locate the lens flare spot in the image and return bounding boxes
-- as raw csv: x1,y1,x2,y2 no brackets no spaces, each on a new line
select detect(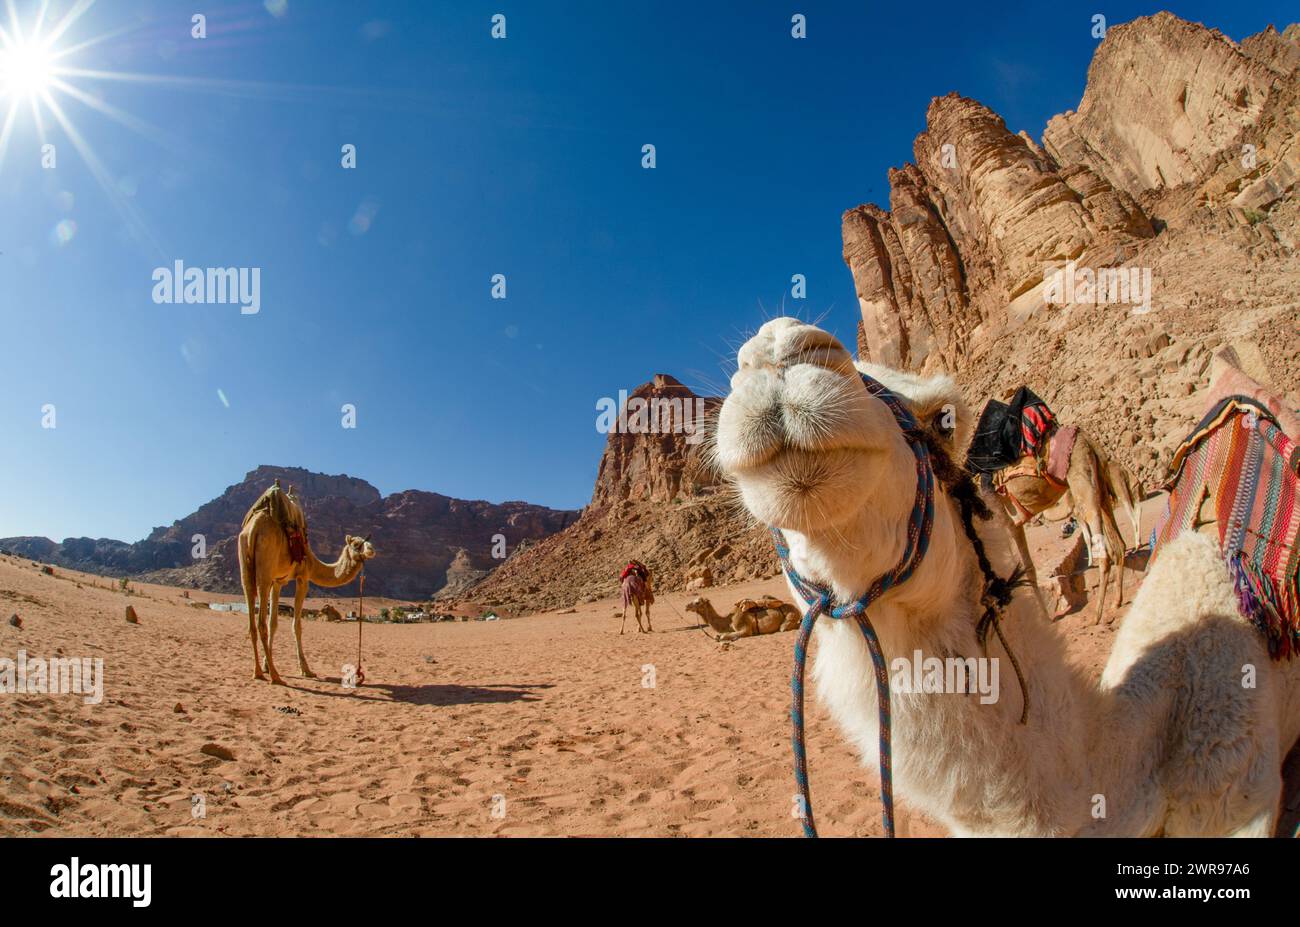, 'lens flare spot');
51,219,77,246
